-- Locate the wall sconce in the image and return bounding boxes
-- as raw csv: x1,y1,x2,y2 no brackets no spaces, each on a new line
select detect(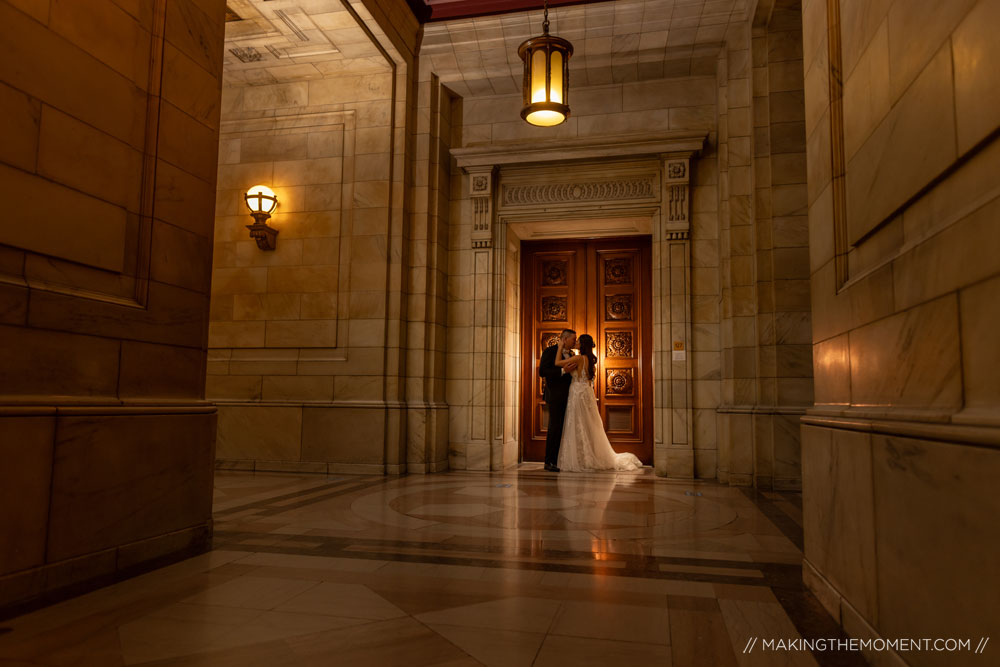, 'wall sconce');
244,185,278,250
